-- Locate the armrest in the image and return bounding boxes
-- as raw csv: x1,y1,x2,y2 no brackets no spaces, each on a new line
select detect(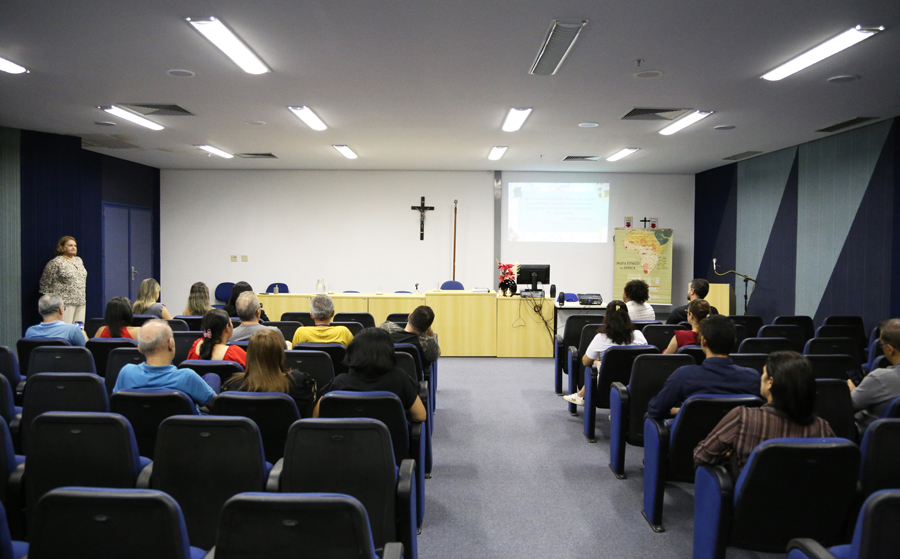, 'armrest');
397,458,417,552
382,542,404,559
611,381,629,404
785,538,836,559
266,458,284,492
693,465,734,559
136,462,153,488
7,461,25,539
9,412,21,438
15,380,25,396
